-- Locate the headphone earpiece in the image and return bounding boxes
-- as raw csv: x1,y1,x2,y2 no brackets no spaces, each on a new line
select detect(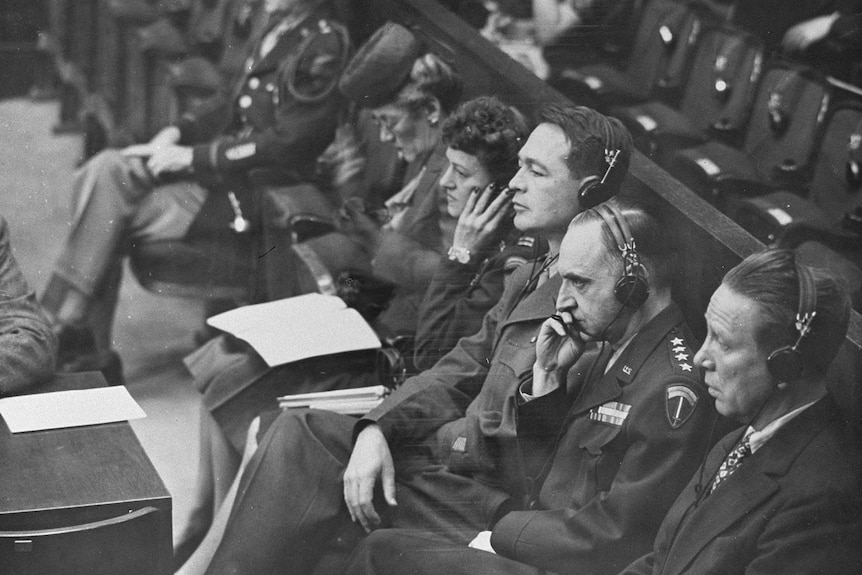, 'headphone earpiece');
766,262,817,383
593,203,650,308
579,148,621,209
